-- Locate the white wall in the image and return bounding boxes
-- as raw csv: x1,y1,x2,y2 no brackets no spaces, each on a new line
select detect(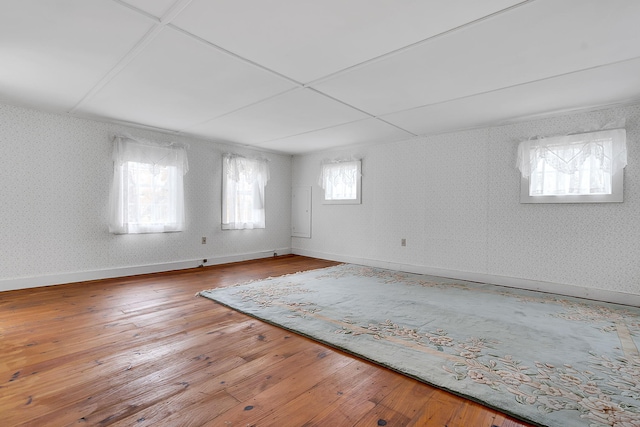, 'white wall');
3,100,639,301
0,103,292,291
292,103,640,302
